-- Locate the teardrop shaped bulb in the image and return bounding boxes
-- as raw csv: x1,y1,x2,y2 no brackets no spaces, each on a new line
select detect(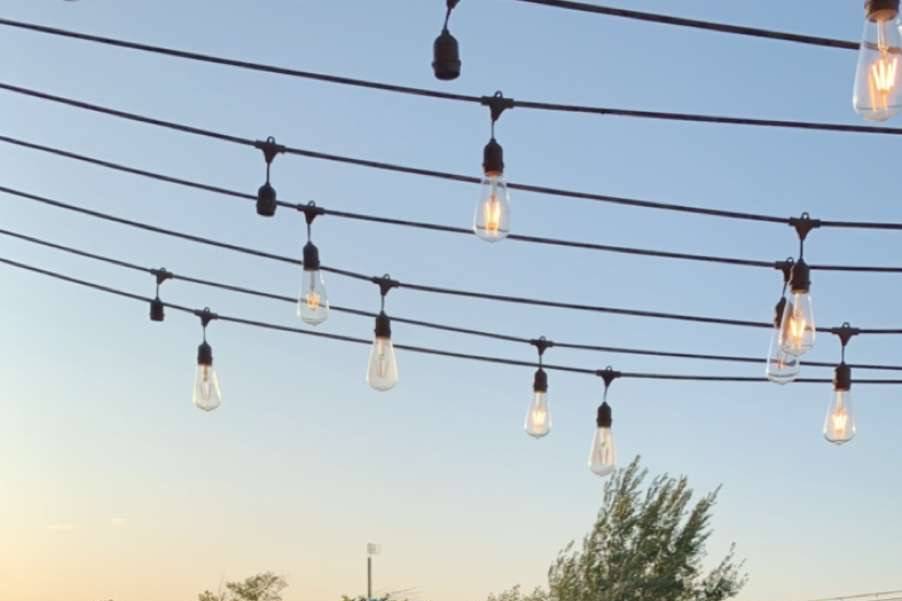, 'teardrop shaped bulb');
824,389,856,445
766,329,801,384
193,364,222,412
779,293,815,356
473,174,510,242
853,11,902,121
298,269,329,325
525,391,551,438
588,427,616,477
367,336,399,391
